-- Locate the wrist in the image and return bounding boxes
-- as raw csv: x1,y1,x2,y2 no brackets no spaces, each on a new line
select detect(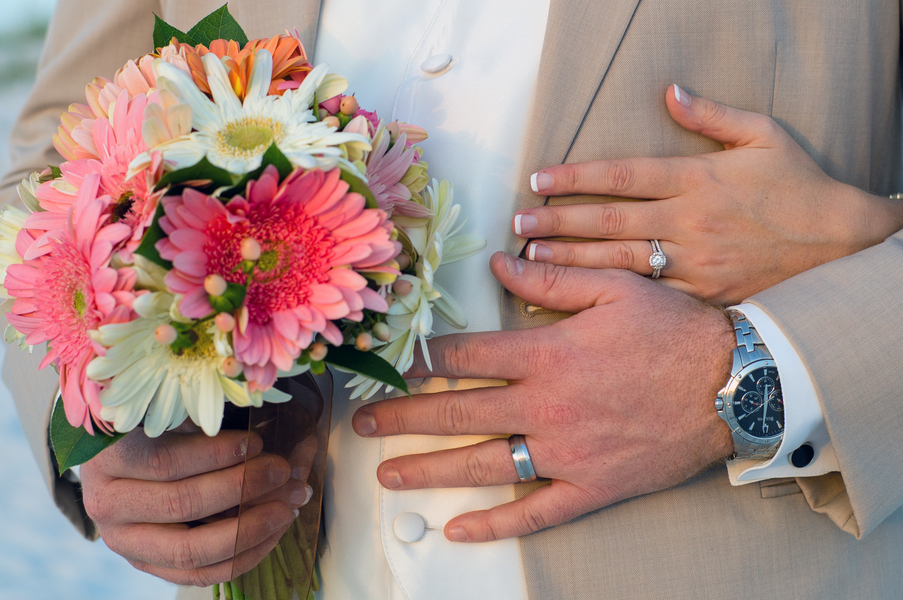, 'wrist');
702,306,737,462
831,182,903,254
